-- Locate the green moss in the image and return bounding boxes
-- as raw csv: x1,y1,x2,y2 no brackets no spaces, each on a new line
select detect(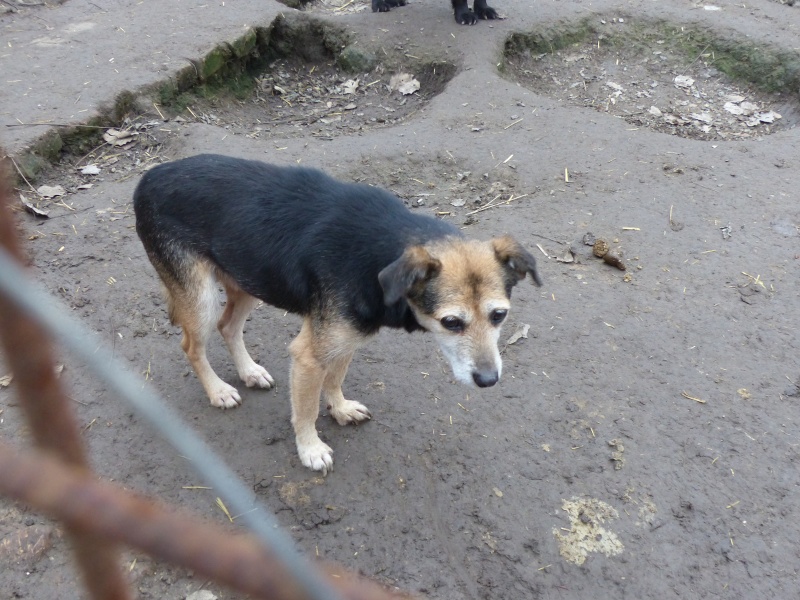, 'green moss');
14,152,50,183
113,90,140,121
202,44,233,80
231,28,258,59
337,45,377,73
30,130,63,162
150,15,352,109
503,17,595,63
